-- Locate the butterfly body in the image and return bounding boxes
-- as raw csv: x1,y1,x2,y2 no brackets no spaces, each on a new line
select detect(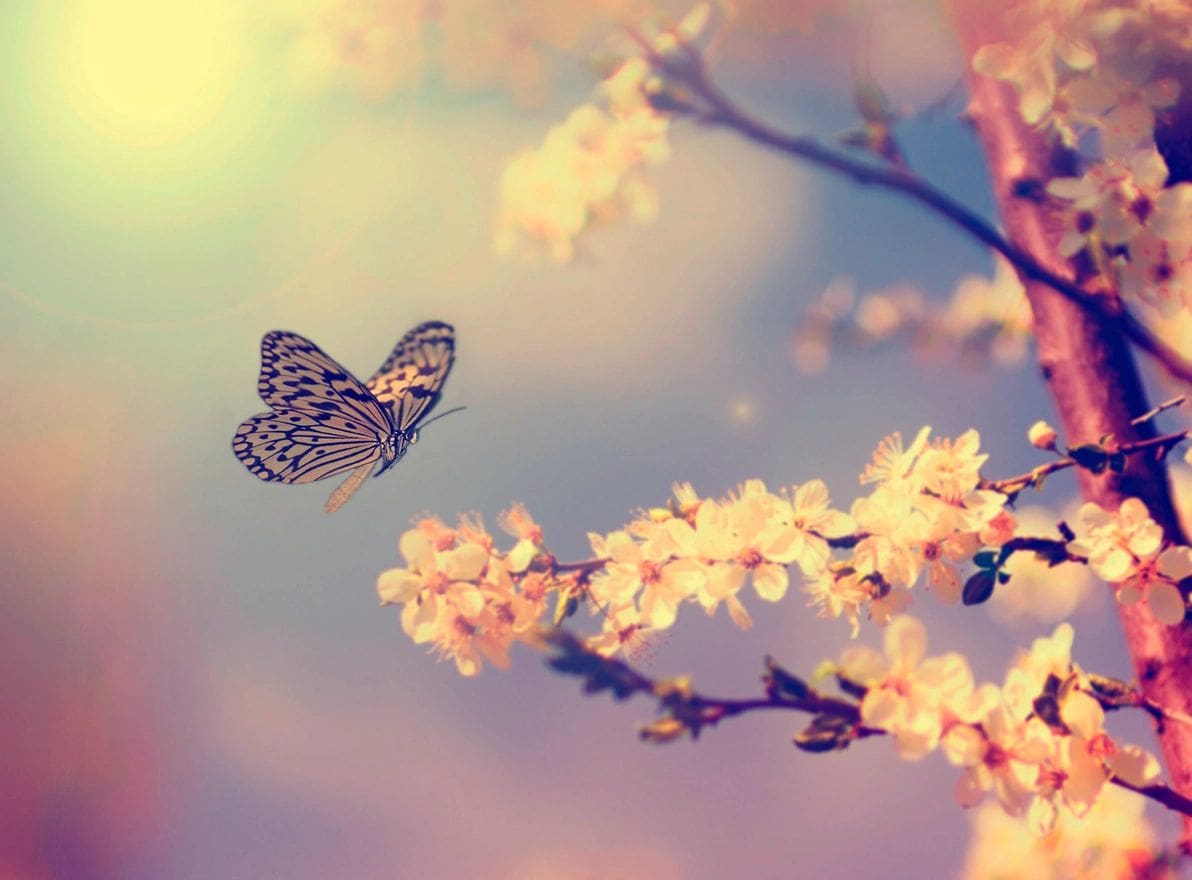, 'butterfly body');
232,321,455,511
